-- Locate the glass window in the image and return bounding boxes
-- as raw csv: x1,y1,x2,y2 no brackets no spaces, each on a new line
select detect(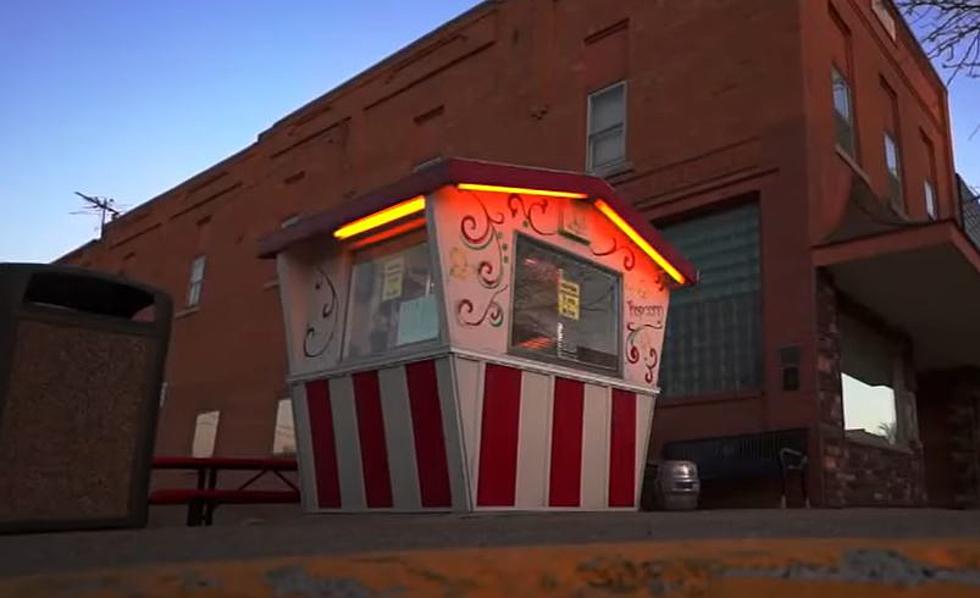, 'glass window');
510,236,620,373
884,132,903,209
924,180,937,219
587,82,626,171
187,255,206,307
344,233,439,359
659,204,762,398
840,313,900,446
832,67,856,156
192,410,220,458
272,398,296,455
